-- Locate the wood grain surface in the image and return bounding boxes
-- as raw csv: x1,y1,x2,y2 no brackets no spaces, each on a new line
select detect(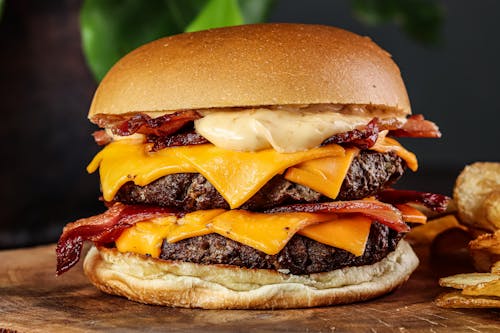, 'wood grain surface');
0,243,498,332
